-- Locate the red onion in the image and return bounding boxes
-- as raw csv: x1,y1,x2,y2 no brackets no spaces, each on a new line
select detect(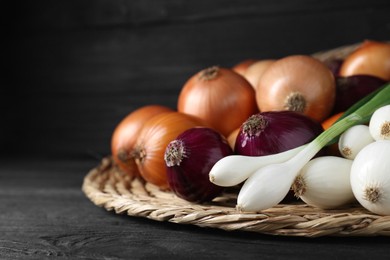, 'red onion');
164,127,233,202
235,111,324,156
332,75,387,114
